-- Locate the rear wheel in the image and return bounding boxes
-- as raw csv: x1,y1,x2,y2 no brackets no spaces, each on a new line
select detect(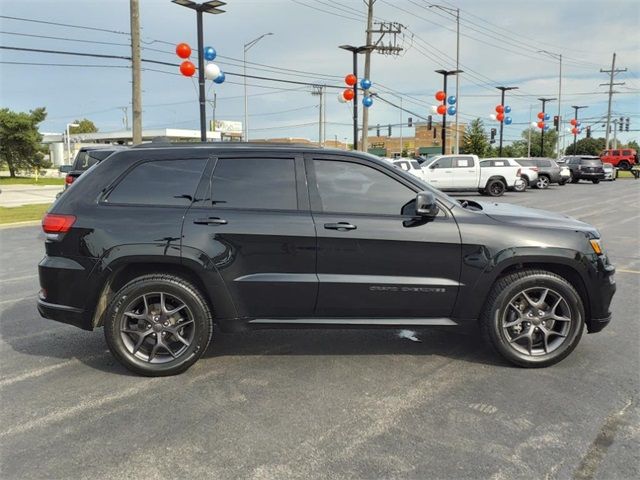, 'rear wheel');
486,179,506,197
535,175,550,189
514,178,527,192
618,160,630,171
104,274,213,376
592,179,600,184
480,270,585,367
